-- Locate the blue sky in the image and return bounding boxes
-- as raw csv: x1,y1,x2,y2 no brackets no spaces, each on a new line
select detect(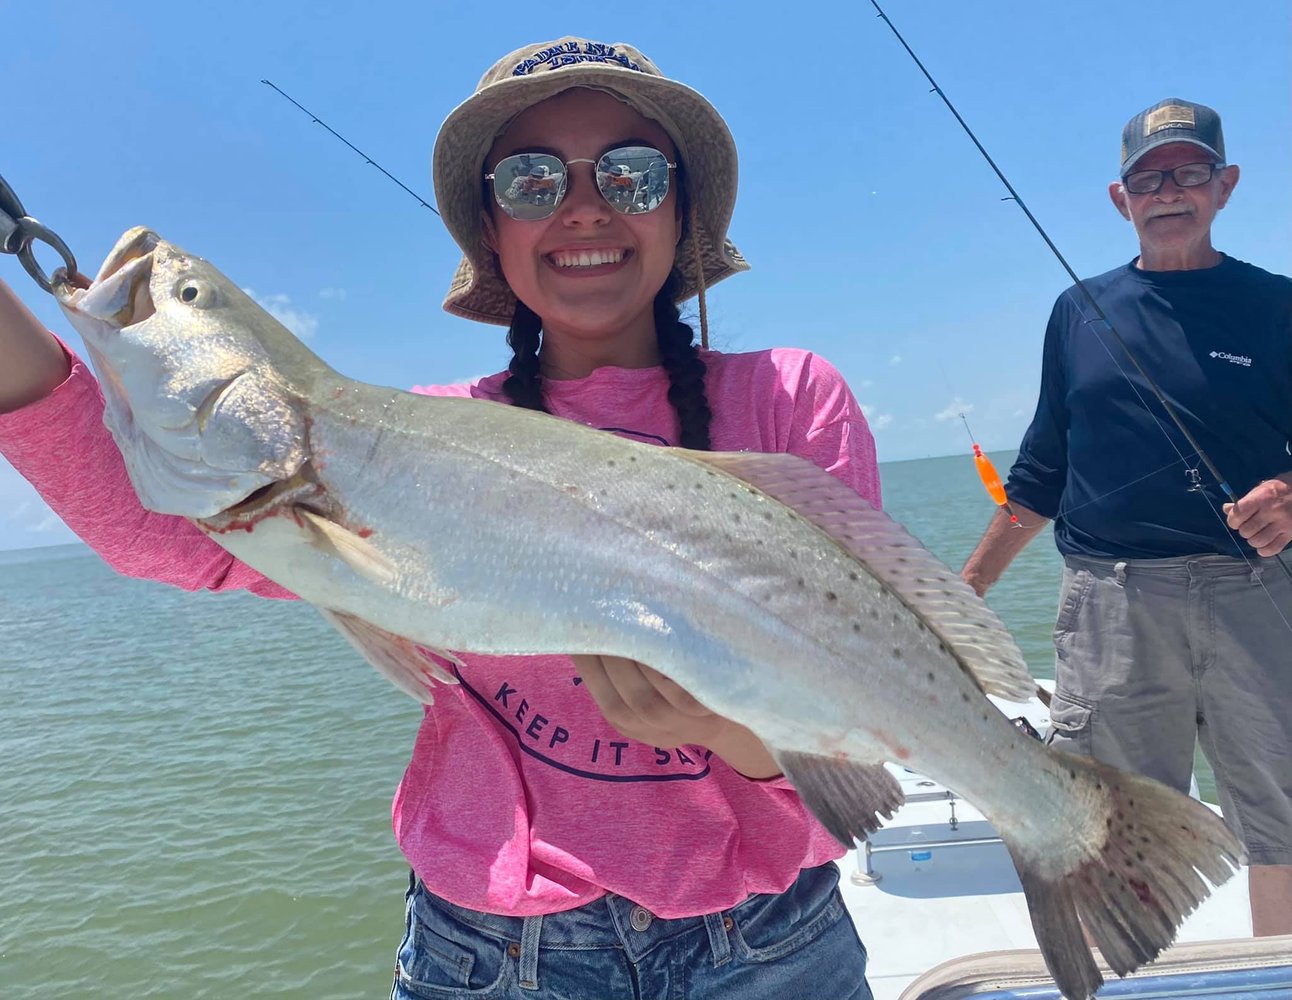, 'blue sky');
2,0,1289,549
